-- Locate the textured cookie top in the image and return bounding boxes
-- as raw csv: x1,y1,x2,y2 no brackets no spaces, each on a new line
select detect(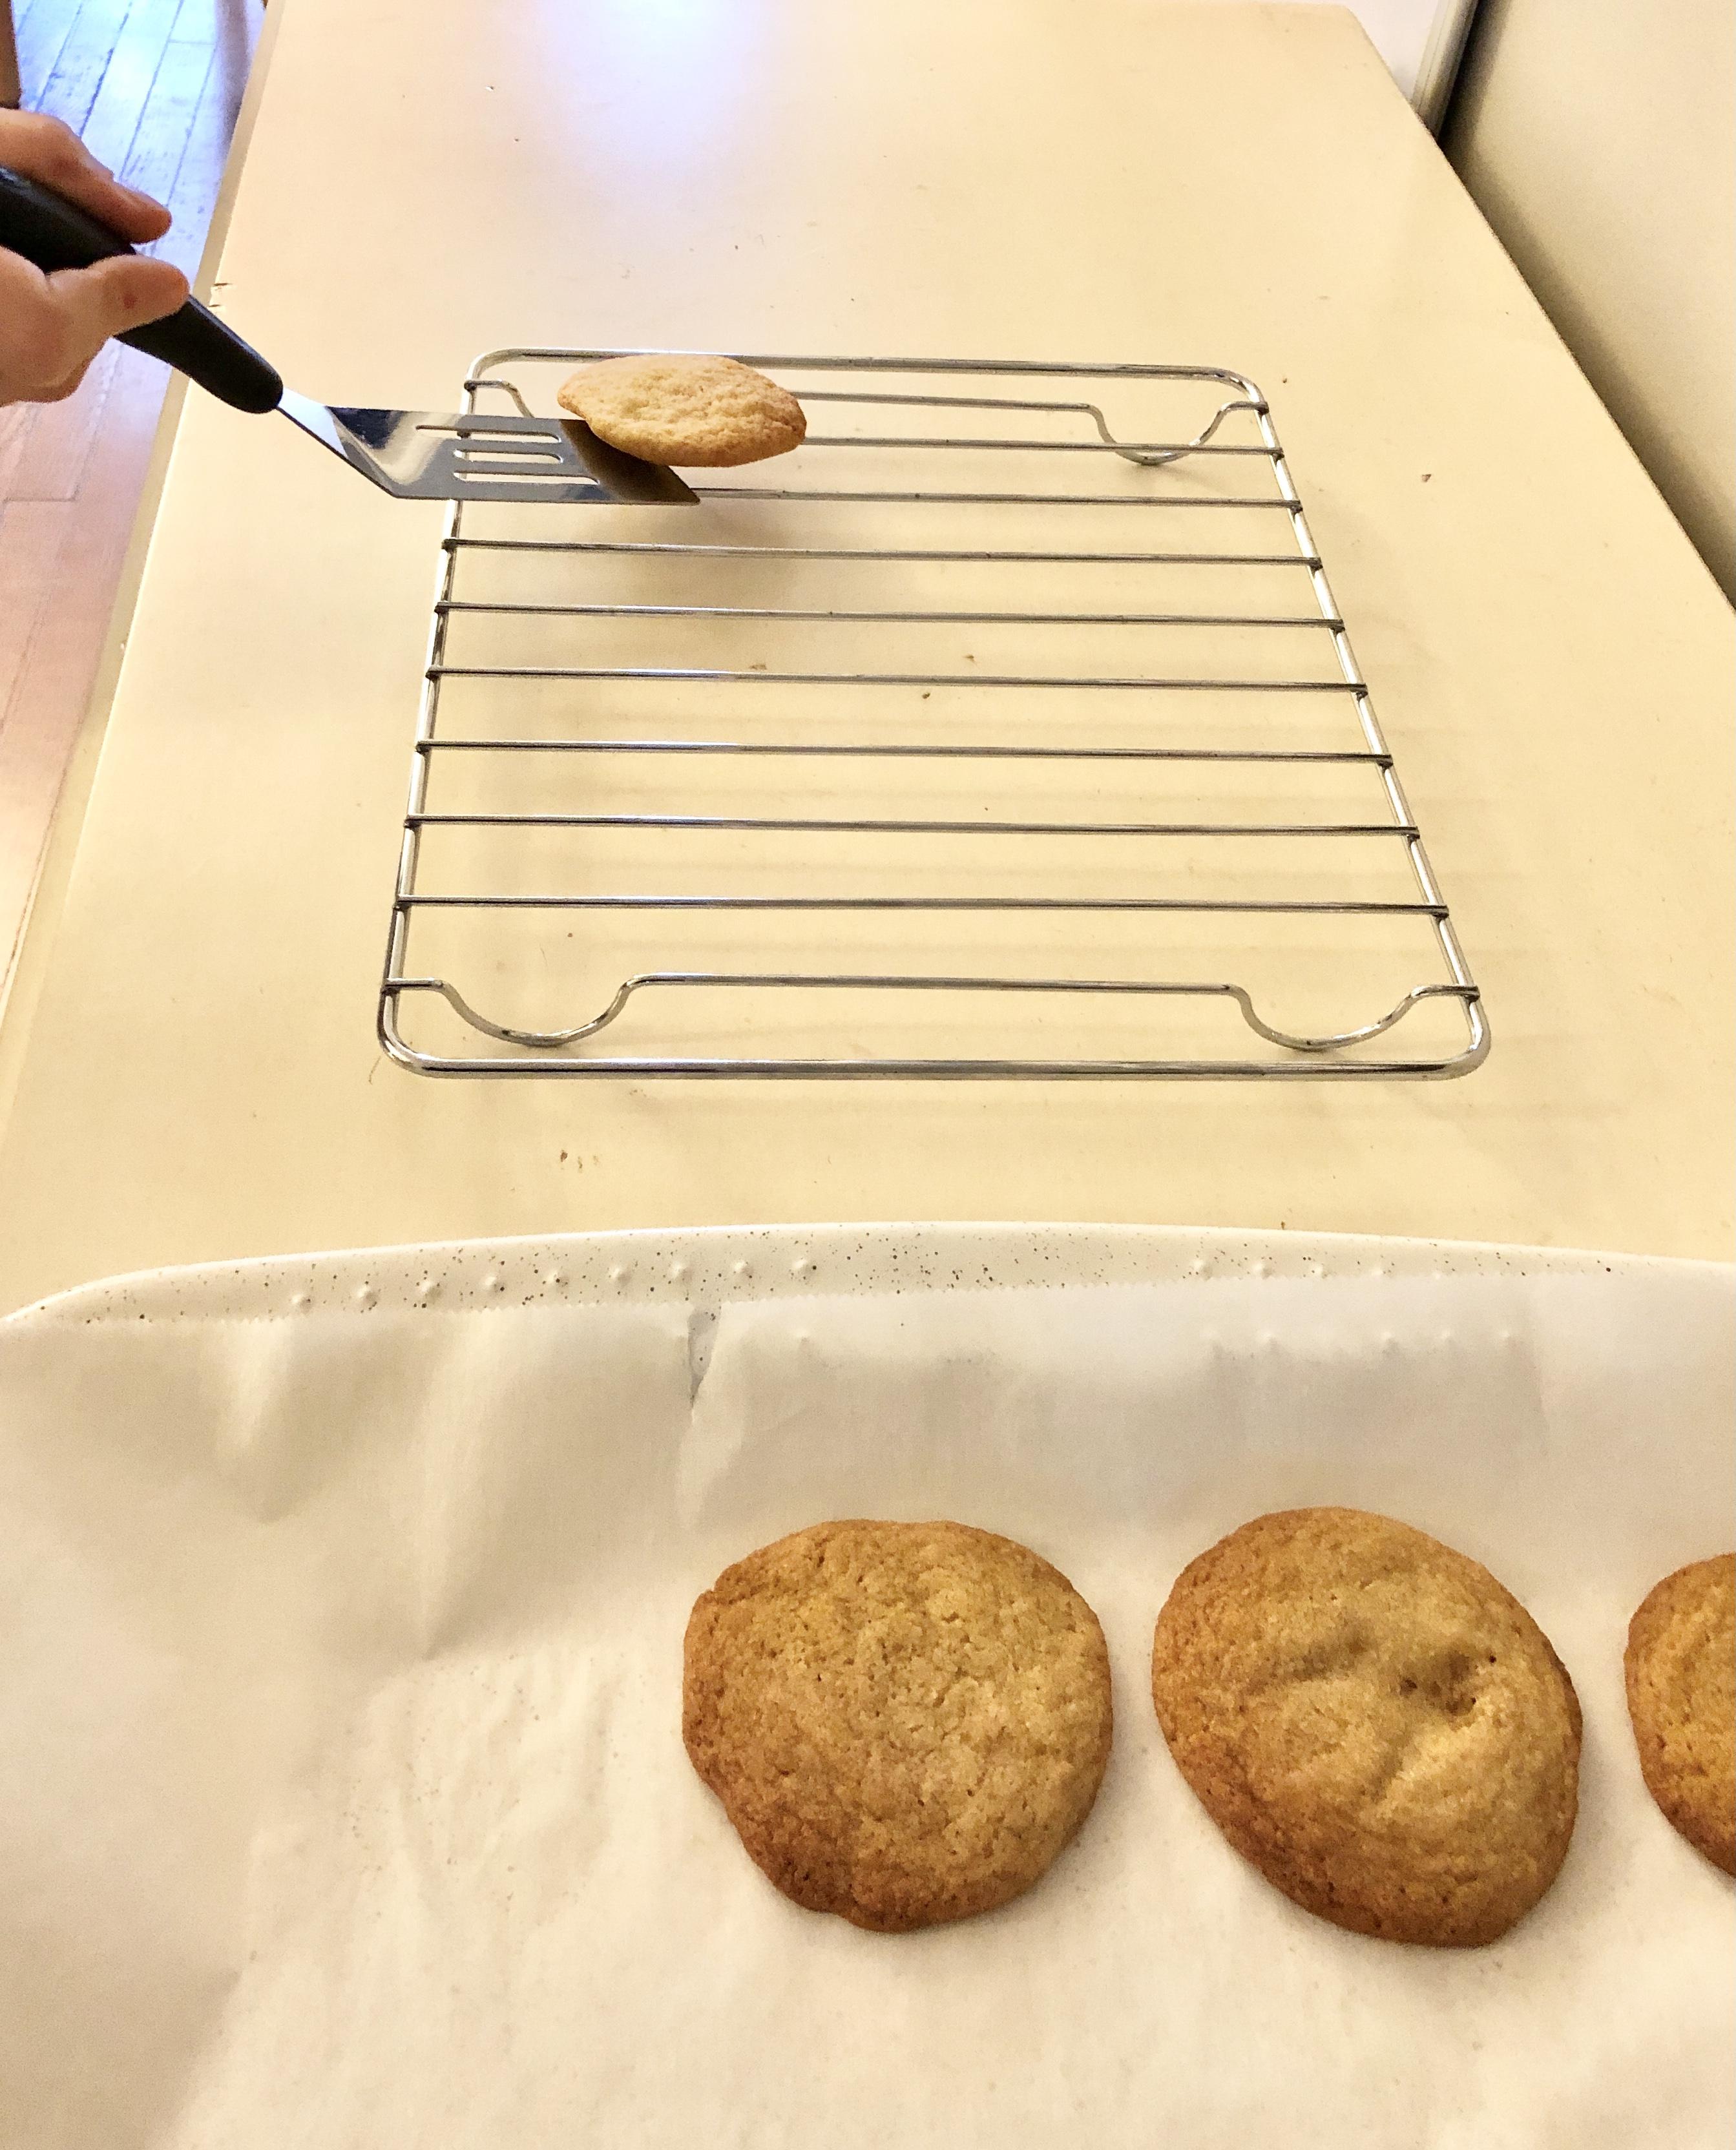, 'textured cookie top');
683,1519,1113,1932
1152,1507,1582,1947
556,353,806,467
1626,1554,1736,1875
